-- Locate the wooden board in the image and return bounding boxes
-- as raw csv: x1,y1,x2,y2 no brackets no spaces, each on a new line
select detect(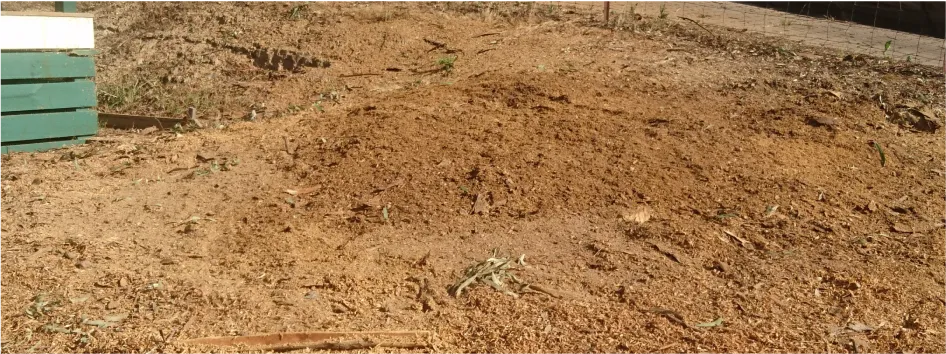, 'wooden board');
0,14,94,50
1,52,95,80
1,109,97,142
1,136,90,154
0,79,96,113
98,112,184,130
